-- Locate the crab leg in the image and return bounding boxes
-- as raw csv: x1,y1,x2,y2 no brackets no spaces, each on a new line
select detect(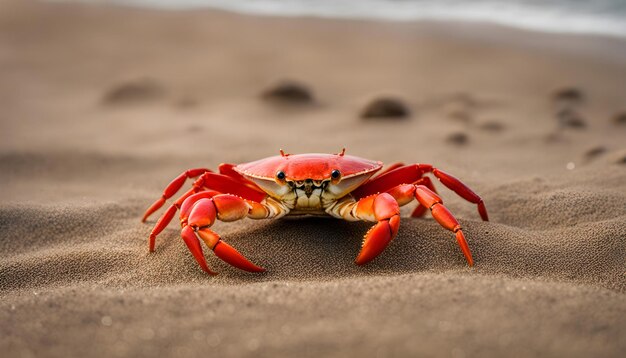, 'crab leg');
327,193,400,265
414,185,473,266
353,163,489,221
218,163,265,193
352,164,426,199
195,172,267,203
142,168,264,226
409,177,438,218
142,168,211,222
387,184,474,266
178,193,289,274
371,162,405,178
432,168,488,221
